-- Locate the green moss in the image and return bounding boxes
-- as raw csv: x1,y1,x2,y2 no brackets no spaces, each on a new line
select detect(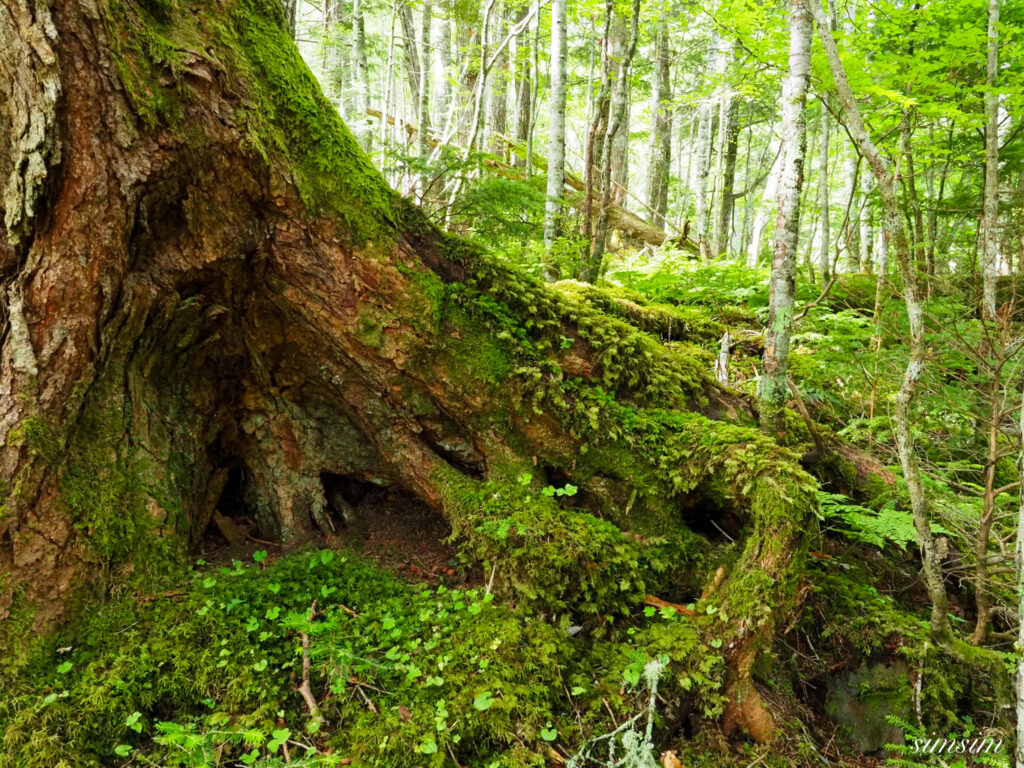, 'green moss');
439,470,667,622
